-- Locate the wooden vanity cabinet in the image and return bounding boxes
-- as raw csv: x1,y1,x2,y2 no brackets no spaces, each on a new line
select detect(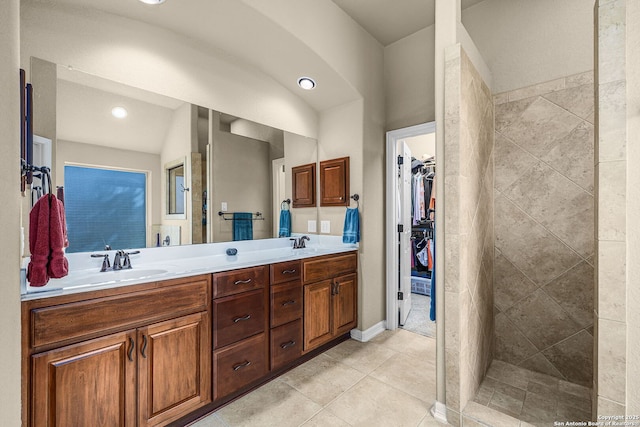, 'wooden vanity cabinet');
302,253,357,352
212,265,269,401
23,275,212,427
269,260,303,370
